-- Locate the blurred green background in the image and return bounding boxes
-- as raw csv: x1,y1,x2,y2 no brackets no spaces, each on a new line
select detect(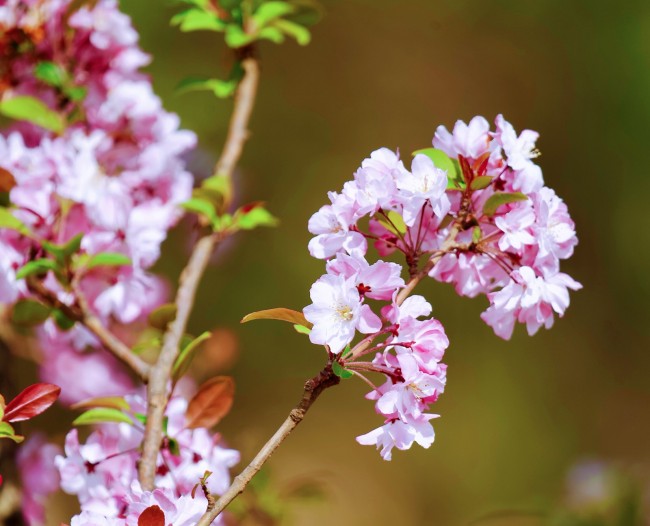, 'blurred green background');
53,0,650,524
